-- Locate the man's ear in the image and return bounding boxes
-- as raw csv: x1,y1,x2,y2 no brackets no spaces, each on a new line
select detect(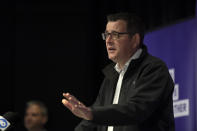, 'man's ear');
131,33,140,48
